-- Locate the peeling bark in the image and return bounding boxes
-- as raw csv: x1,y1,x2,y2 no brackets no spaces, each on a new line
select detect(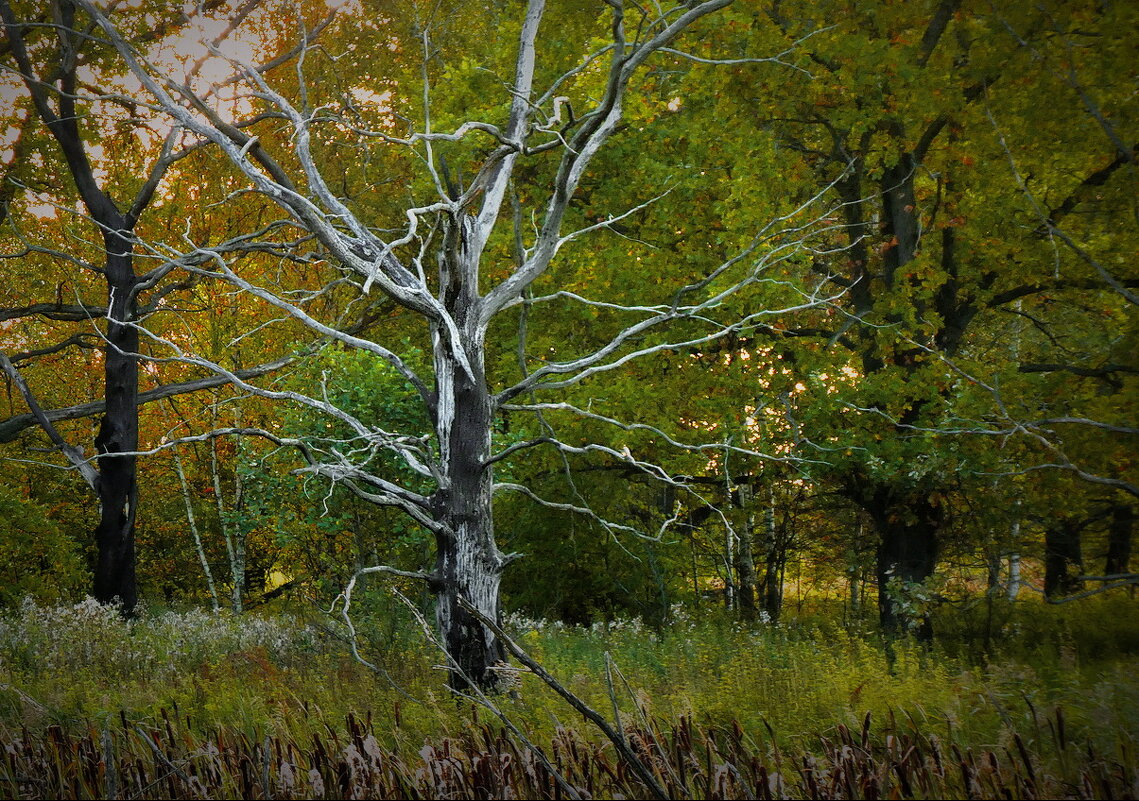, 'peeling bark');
432,323,507,691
